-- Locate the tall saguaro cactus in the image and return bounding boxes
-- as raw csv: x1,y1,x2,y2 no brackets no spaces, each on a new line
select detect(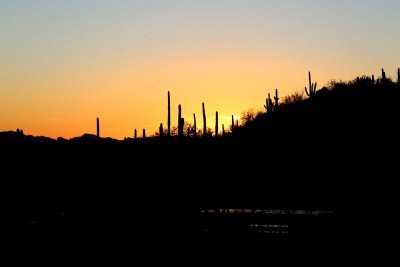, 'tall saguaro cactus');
167,91,171,137
231,115,234,132
274,89,279,109
193,113,197,137
178,104,184,137
222,124,225,137
264,93,273,113
202,103,207,137
305,71,317,98
143,129,146,139
159,123,163,138
178,104,181,124
215,111,219,138
398,68,400,84
382,68,386,80
97,117,100,138
134,129,137,139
